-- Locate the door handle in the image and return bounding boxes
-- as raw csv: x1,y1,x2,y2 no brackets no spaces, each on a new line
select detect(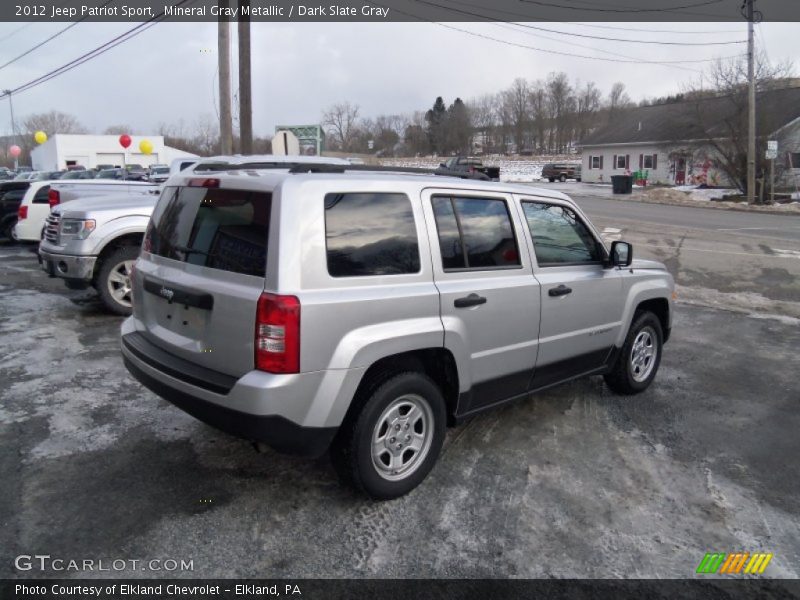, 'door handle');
454,293,487,308
548,285,573,297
